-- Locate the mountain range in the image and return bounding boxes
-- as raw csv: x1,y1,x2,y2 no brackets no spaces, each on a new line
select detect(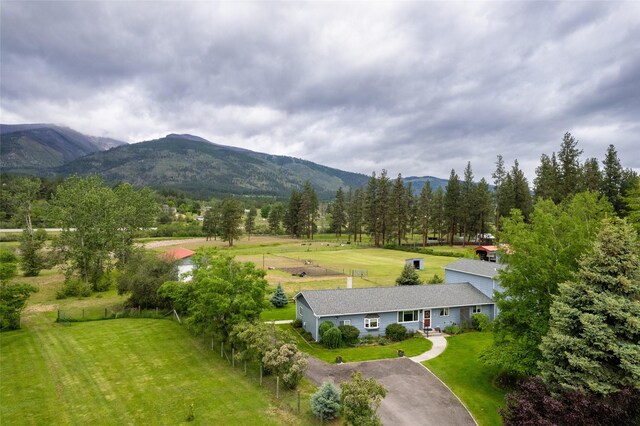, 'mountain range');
1,124,448,199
